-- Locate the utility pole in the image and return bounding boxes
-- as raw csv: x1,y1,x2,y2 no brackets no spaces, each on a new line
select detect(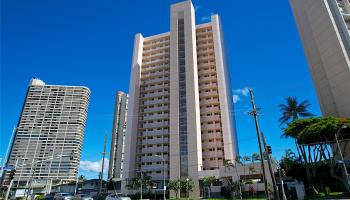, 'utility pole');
261,132,280,200
278,165,287,200
98,135,107,195
248,88,269,200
